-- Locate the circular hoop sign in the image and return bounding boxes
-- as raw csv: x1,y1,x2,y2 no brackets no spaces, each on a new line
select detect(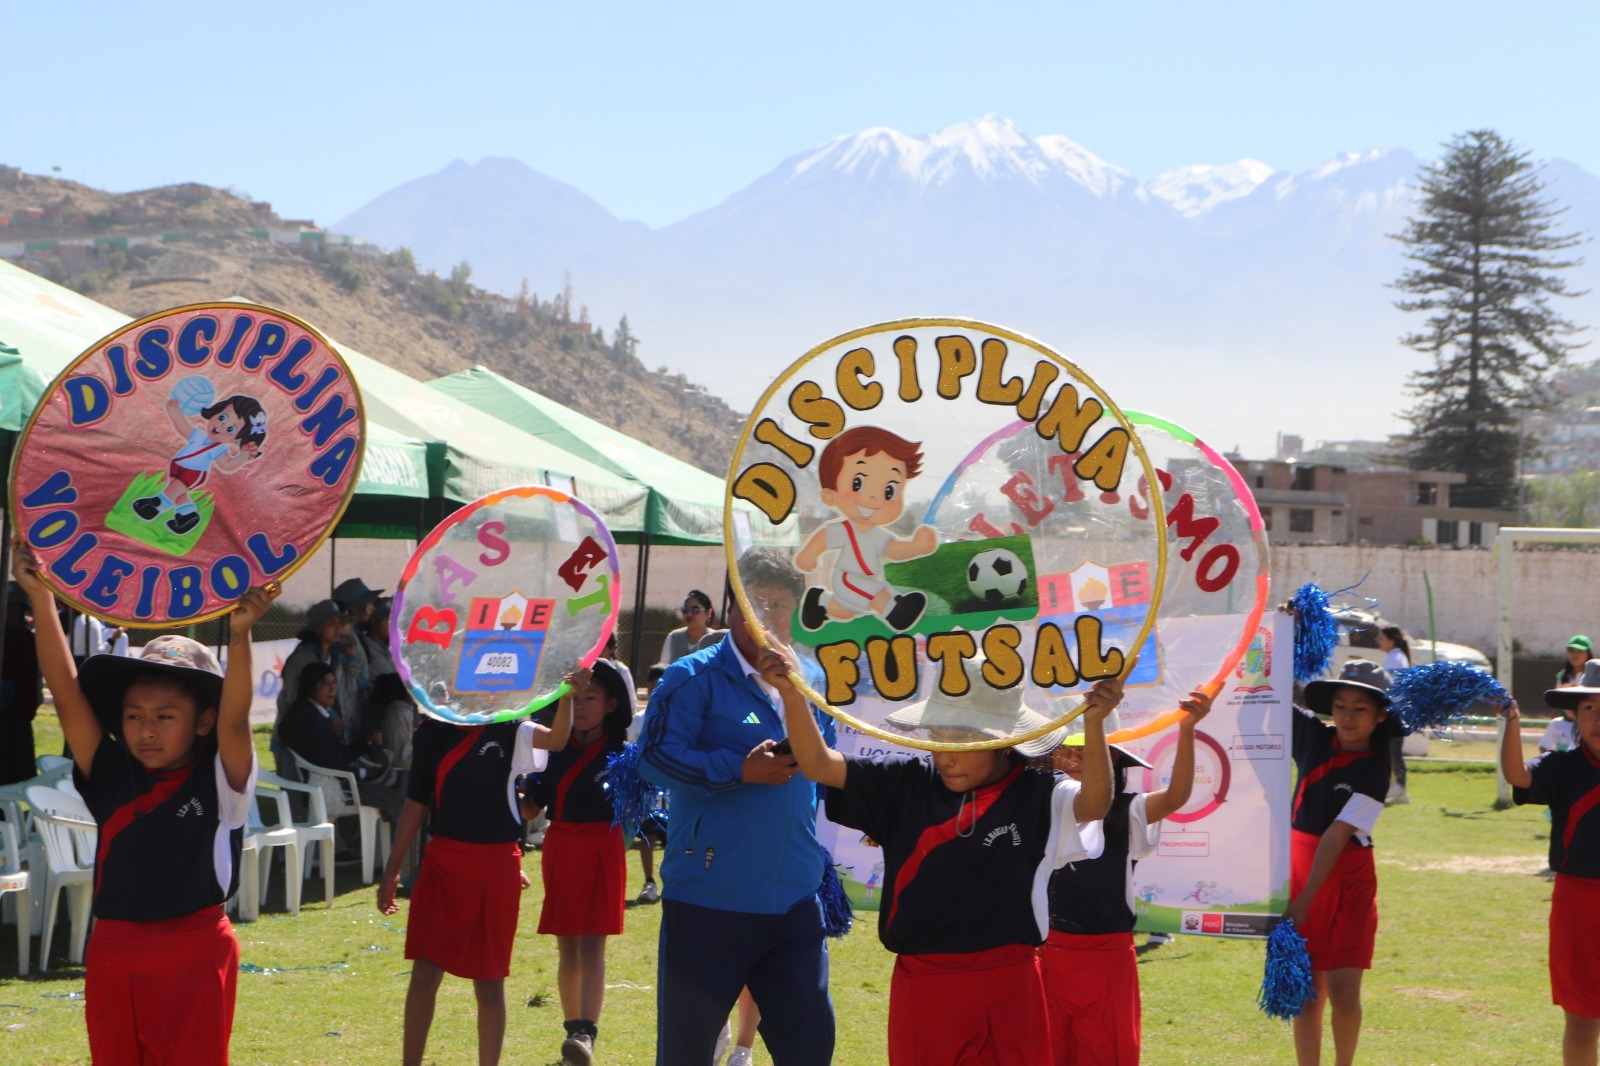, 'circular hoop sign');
929,412,1270,745
725,318,1168,752
8,302,364,626
392,486,621,725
